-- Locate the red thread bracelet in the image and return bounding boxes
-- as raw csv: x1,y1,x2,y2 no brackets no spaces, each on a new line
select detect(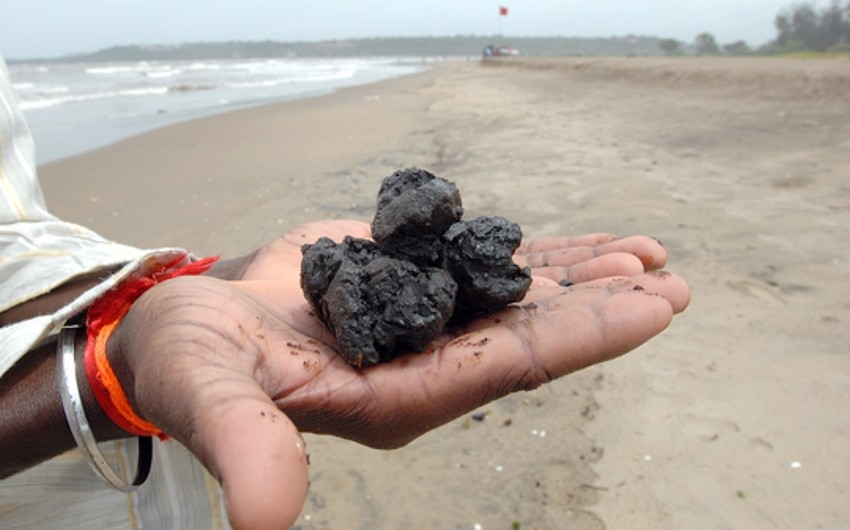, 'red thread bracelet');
84,254,219,440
